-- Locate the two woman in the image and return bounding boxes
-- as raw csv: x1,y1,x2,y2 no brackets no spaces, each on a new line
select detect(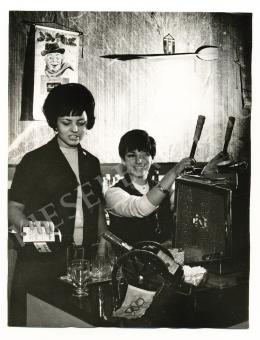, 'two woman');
8,83,106,326
9,86,192,325
105,129,193,246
